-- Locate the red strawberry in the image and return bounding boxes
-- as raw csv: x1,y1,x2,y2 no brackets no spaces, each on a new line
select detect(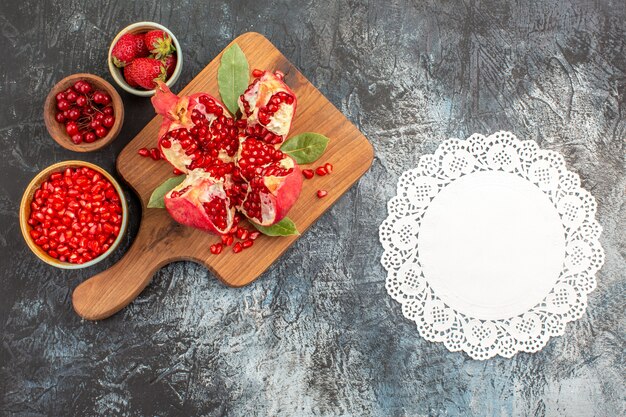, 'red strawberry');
134,35,149,57
163,53,177,78
123,65,140,88
124,57,167,90
144,30,175,59
111,33,142,67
